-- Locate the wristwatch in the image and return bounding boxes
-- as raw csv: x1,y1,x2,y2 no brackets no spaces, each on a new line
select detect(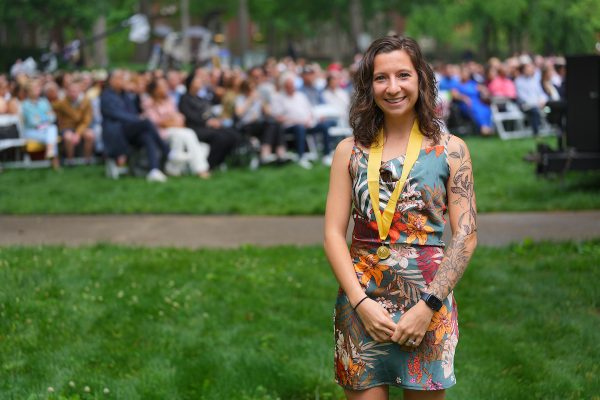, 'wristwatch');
420,292,443,312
